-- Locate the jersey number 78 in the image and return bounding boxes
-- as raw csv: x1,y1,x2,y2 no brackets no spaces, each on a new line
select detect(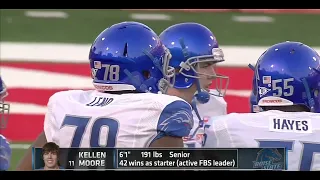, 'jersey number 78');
60,115,119,147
